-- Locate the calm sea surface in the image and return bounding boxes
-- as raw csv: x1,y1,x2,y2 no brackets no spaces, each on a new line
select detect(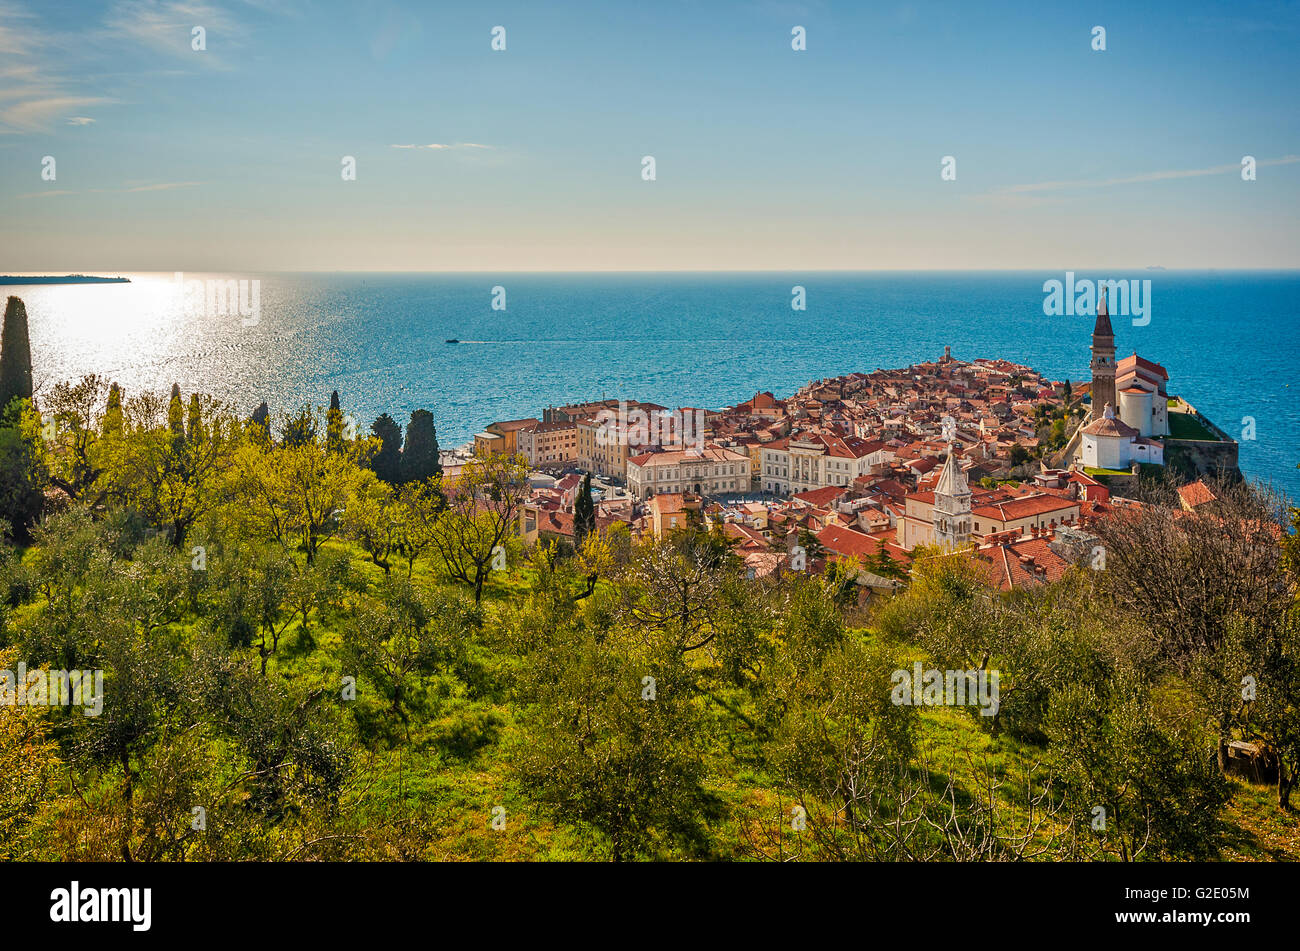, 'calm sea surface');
6,271,1298,498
